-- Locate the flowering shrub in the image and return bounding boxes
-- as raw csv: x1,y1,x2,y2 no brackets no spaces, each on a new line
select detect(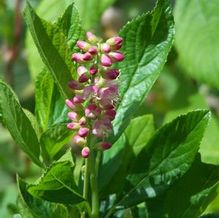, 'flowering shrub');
0,0,219,218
